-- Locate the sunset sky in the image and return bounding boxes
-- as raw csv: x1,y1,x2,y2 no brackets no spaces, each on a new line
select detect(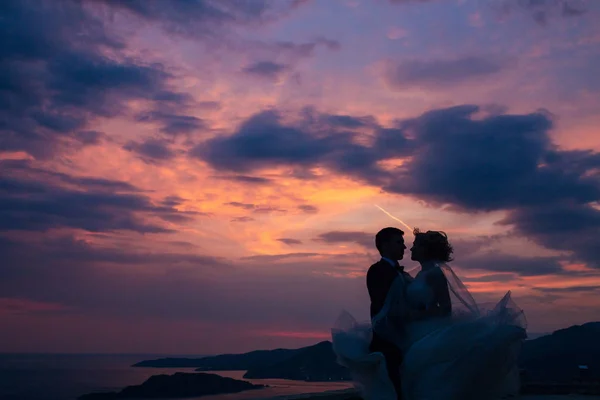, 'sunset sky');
1,0,600,355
